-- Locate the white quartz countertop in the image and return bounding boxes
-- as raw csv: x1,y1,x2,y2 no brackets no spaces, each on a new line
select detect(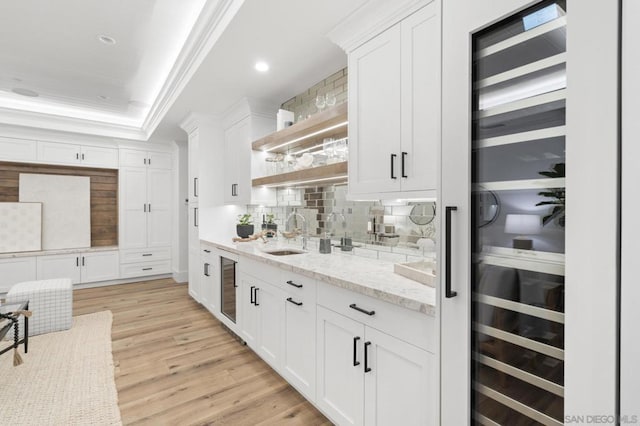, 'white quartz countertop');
202,238,436,316
0,245,119,260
